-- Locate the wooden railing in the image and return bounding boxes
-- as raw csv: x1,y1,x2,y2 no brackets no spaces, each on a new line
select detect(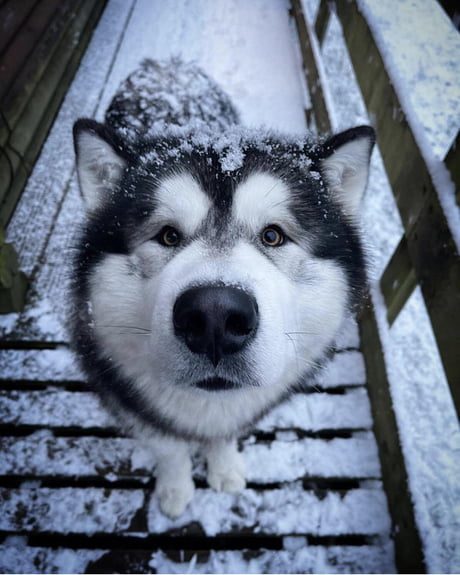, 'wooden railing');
0,0,107,312
292,1,459,572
